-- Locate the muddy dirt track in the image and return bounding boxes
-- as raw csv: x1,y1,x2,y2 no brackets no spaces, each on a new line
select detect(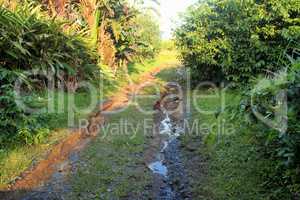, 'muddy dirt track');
0,66,200,200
